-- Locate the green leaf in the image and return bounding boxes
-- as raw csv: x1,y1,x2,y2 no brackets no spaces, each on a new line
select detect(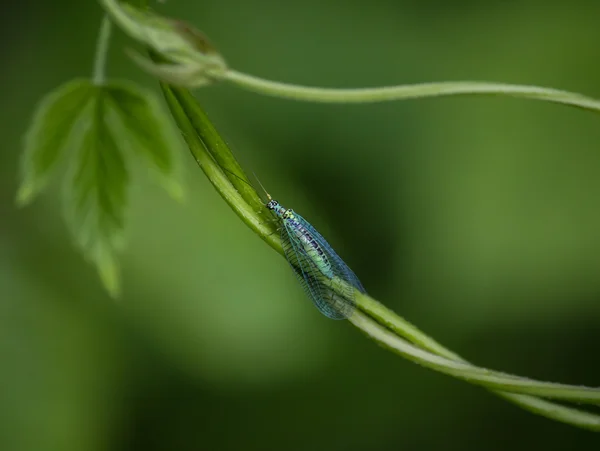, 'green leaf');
103,81,184,201
17,75,189,296
18,79,95,205
64,89,129,298
20,76,185,296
